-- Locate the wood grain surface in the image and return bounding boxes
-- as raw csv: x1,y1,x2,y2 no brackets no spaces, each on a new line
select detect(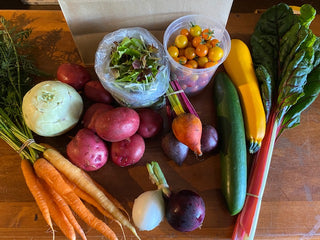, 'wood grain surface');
0,10,320,240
